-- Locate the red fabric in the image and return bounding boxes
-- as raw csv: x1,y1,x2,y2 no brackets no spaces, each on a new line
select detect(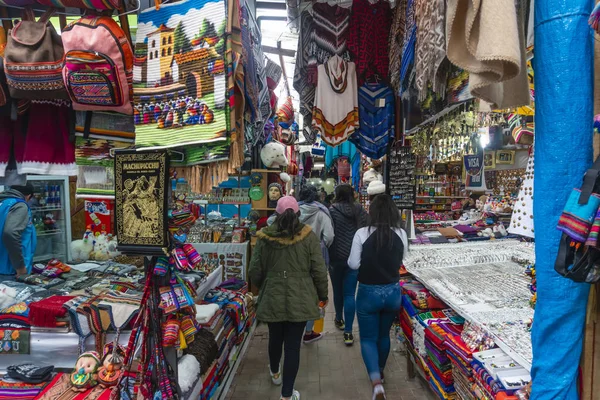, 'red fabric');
0,117,14,176
347,0,392,86
28,295,75,328
13,102,76,175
